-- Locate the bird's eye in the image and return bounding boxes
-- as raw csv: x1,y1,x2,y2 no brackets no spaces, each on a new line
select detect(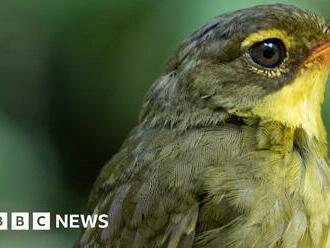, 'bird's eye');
249,38,287,69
